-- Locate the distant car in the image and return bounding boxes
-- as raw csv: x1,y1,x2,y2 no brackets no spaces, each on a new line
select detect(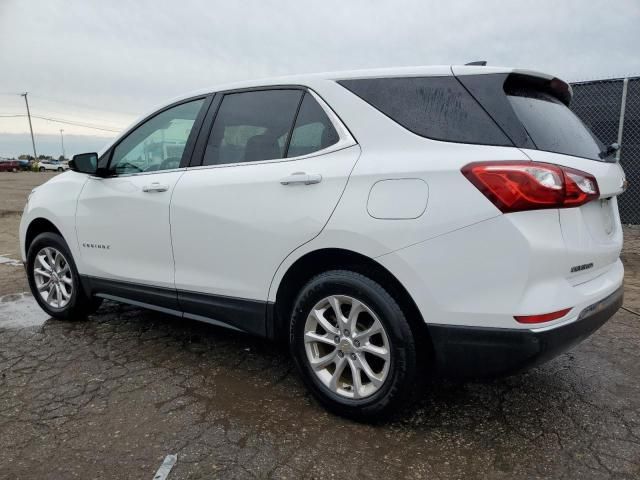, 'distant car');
18,160,31,171
37,160,69,172
0,160,20,172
